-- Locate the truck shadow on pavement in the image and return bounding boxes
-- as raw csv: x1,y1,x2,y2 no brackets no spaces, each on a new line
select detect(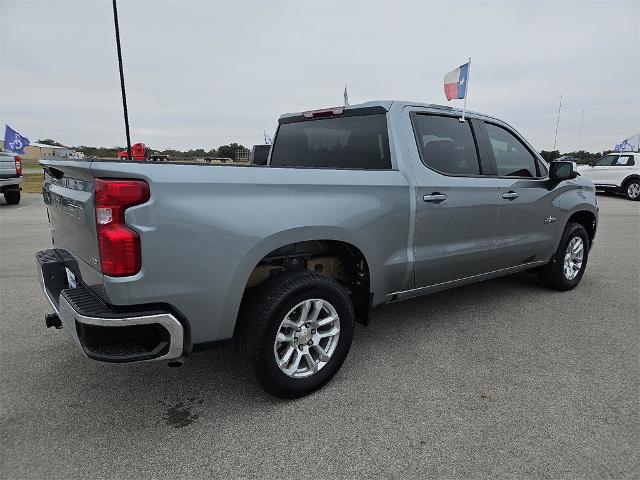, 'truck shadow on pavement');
40,270,552,431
